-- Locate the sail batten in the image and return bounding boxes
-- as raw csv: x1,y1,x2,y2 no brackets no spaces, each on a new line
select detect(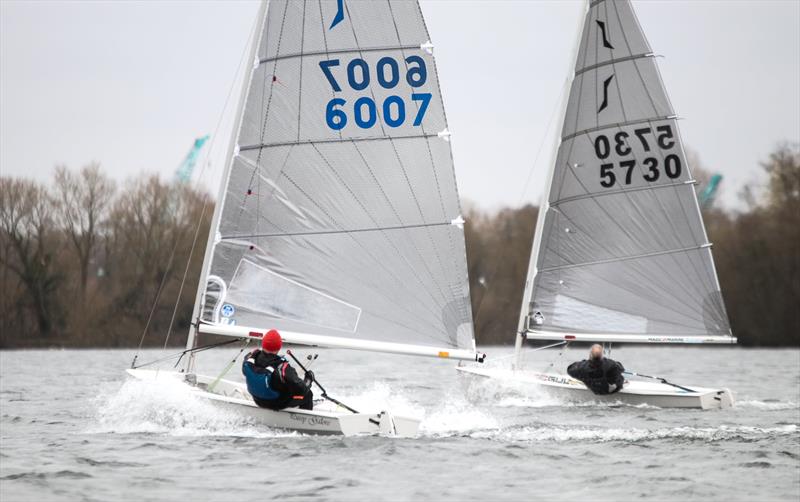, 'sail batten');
260,44,424,64
239,133,440,151
520,0,733,343
562,117,679,144
575,53,653,76
195,0,476,356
